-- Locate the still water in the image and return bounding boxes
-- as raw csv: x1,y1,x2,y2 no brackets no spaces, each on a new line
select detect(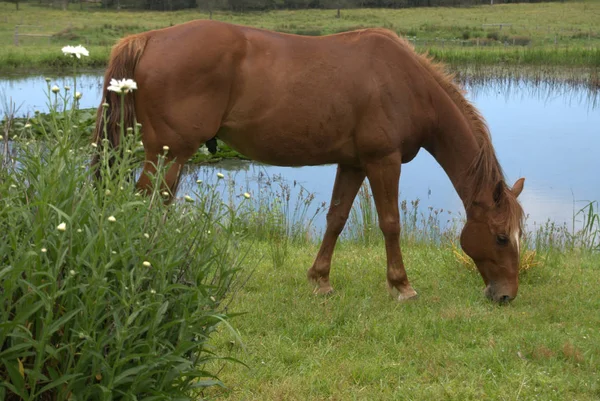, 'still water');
1,71,599,233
